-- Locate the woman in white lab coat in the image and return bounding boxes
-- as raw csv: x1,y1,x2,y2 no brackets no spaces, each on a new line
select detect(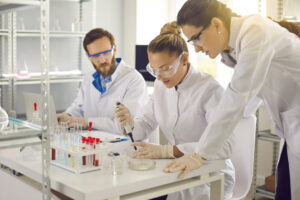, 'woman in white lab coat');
115,22,235,200
164,0,300,199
